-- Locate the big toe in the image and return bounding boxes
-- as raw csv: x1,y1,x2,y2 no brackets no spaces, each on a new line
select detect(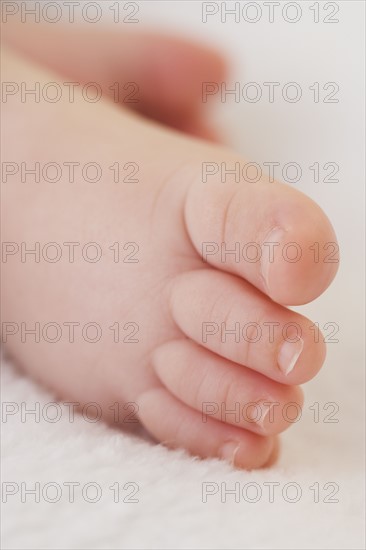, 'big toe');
184,162,339,305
